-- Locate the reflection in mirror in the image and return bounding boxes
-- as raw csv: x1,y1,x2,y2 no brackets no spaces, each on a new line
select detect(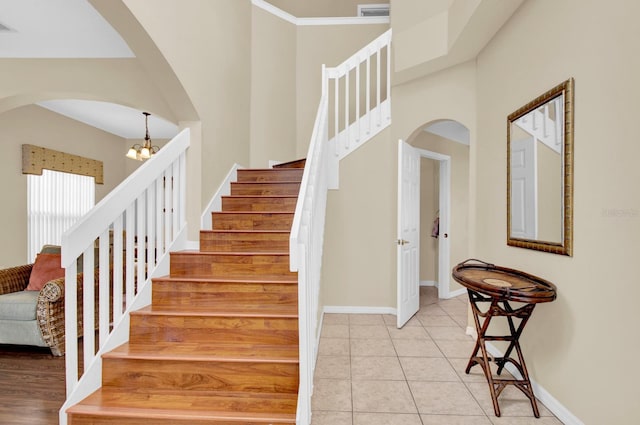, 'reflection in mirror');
507,78,574,256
